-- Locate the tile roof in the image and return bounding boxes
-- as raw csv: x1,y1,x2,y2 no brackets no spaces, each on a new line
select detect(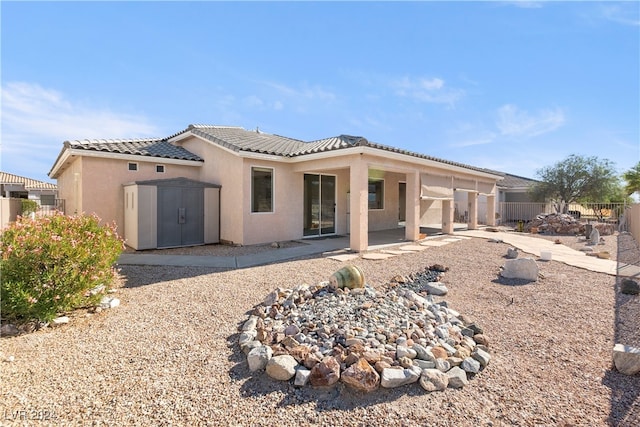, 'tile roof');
185,125,306,156
59,125,504,178
496,173,538,189
0,171,57,190
65,138,204,162
180,126,498,175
